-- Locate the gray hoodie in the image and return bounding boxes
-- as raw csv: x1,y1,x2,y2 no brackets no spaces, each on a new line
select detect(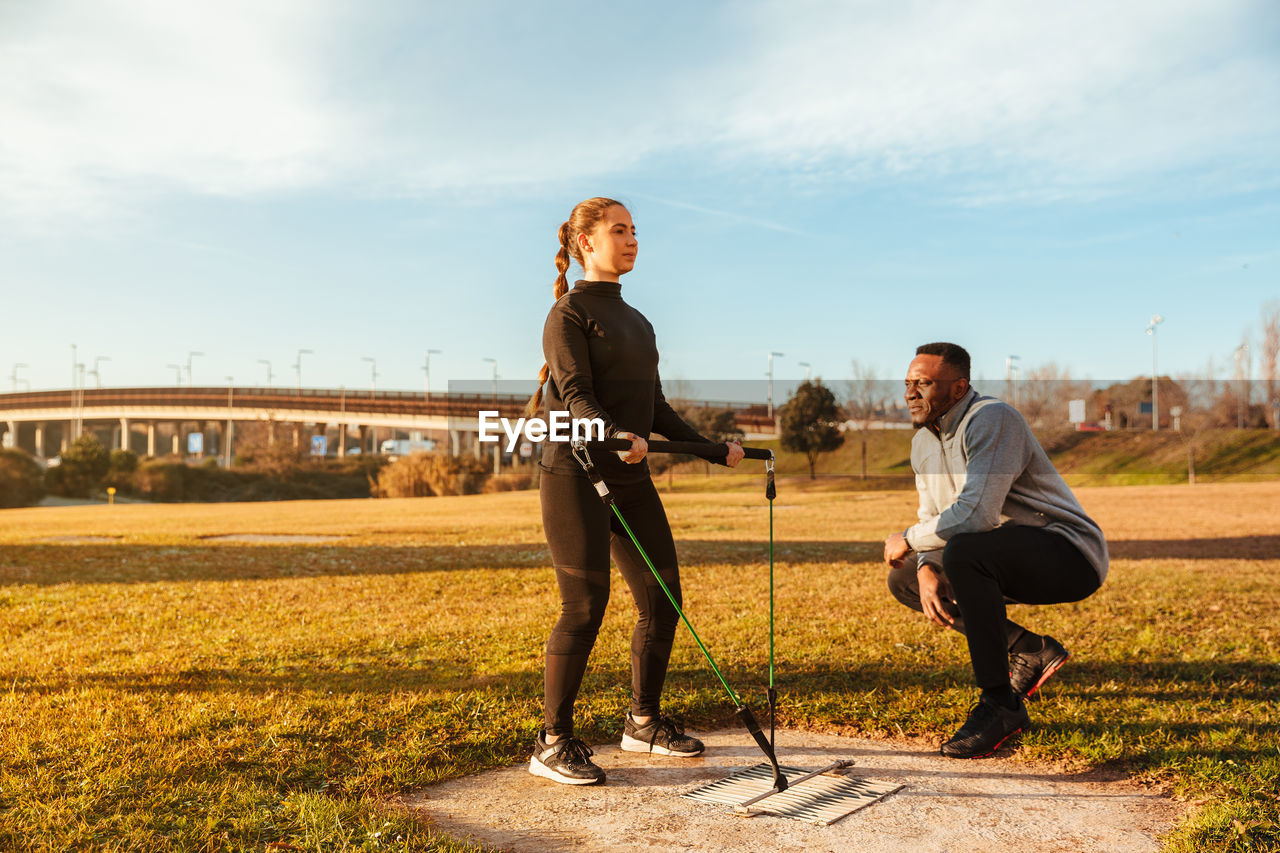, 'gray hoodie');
904,387,1109,582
